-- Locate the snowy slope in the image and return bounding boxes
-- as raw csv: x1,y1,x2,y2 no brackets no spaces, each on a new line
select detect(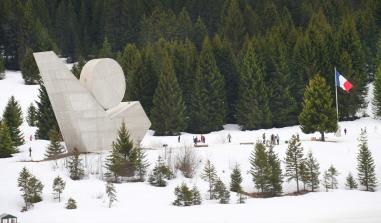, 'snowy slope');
1,70,381,223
